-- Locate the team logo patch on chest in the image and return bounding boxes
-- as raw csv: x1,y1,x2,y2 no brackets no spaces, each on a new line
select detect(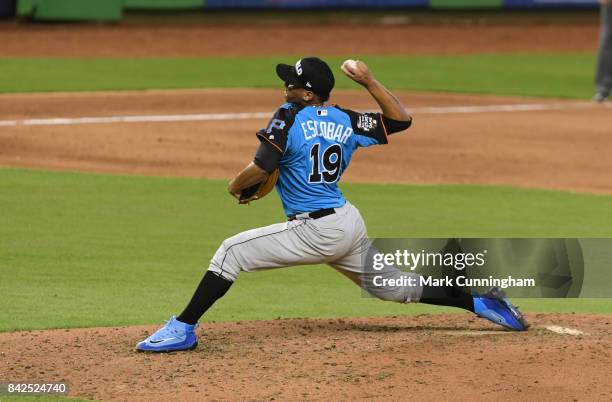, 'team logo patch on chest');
357,115,377,132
